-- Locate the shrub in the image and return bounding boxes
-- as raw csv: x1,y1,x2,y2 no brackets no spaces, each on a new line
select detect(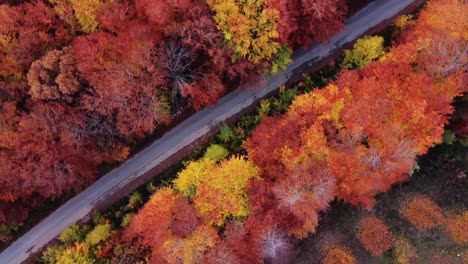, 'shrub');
0,223,20,243
393,235,418,264
399,194,446,230
322,245,357,264
84,223,111,246
444,211,468,244
58,224,85,244
55,242,95,264
121,213,133,228
356,216,394,256
204,144,229,162
128,191,143,209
